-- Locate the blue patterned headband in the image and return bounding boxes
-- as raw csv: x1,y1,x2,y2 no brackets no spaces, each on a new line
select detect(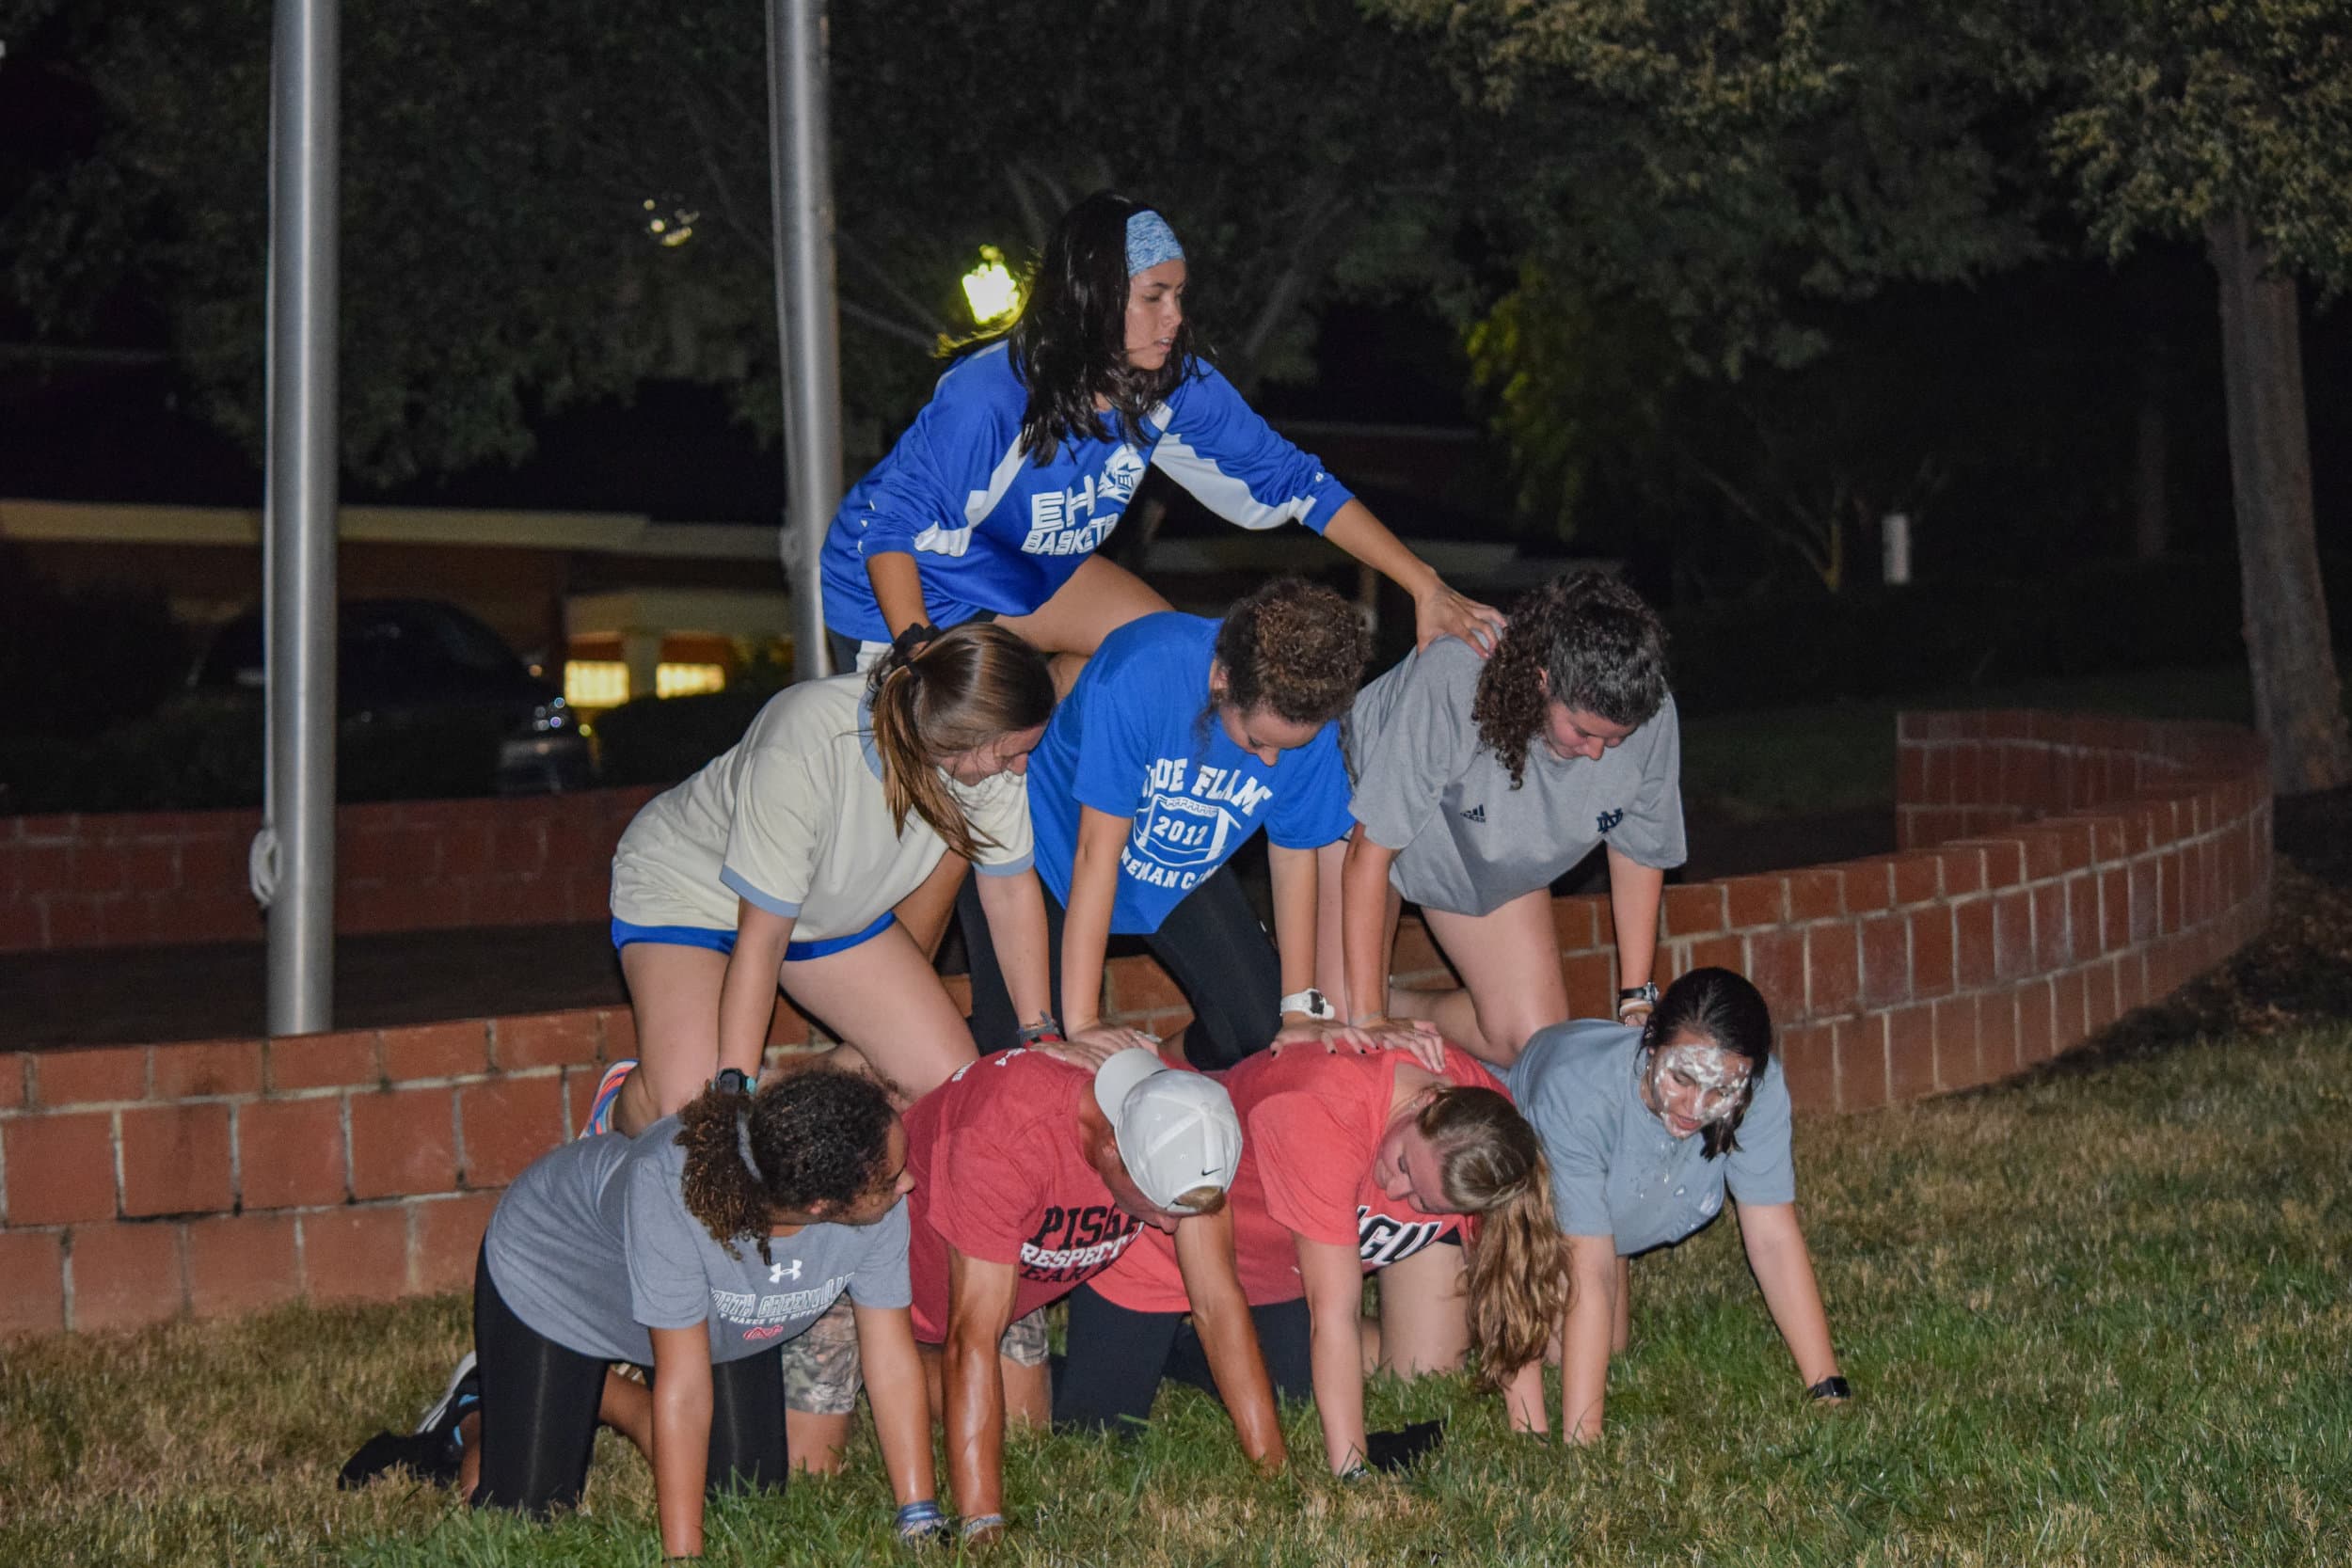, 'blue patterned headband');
1124,210,1184,276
